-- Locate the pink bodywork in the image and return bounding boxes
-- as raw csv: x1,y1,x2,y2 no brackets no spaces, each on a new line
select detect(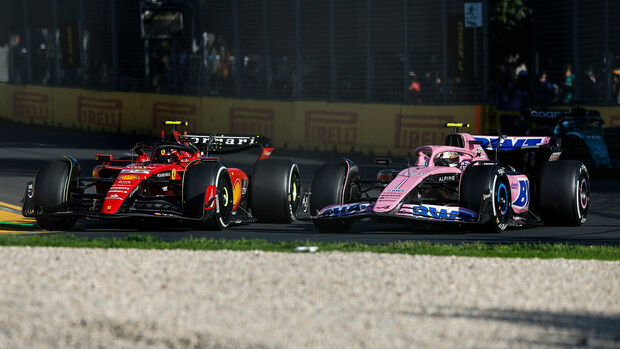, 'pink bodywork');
373,133,489,214
372,133,542,215
507,174,530,213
